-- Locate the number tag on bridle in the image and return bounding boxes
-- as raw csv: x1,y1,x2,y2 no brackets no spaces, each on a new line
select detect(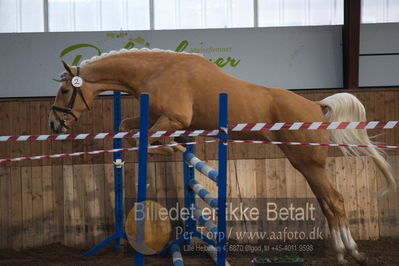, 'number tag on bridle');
71,76,83,87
